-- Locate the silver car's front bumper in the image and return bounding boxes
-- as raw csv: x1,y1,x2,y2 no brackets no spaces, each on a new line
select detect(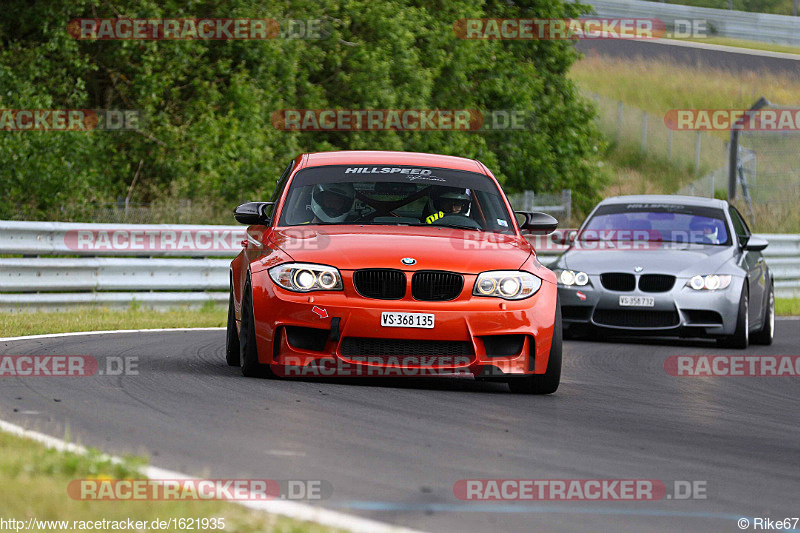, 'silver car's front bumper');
558,275,744,337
